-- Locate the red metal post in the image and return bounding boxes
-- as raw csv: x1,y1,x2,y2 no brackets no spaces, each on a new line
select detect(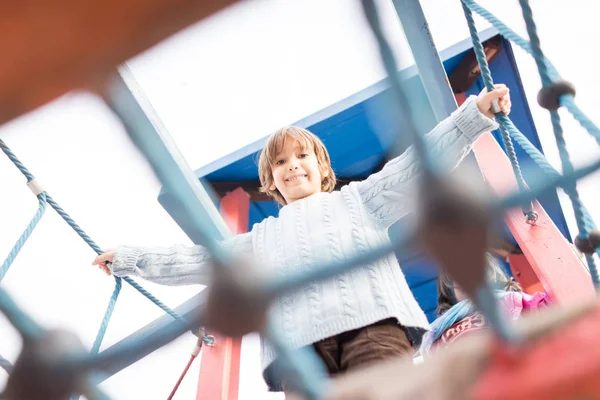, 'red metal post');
196,187,250,400
455,92,595,305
